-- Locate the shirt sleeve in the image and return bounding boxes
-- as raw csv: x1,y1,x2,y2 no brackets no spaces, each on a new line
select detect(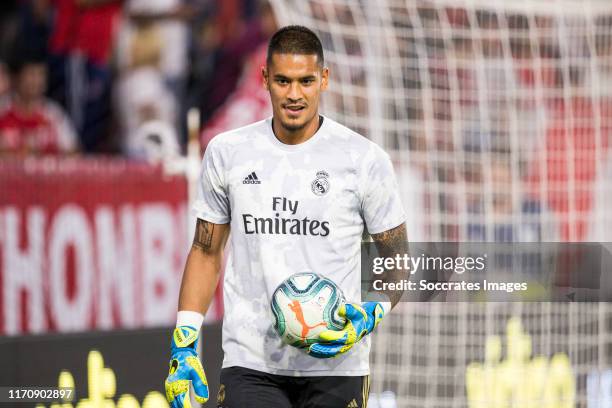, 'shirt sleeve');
47,102,78,152
361,145,406,234
192,139,231,224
